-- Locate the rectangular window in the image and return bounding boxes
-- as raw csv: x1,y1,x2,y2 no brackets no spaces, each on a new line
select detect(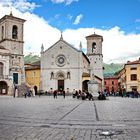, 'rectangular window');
131,67,137,70
112,81,114,85
131,74,137,81
13,73,18,84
